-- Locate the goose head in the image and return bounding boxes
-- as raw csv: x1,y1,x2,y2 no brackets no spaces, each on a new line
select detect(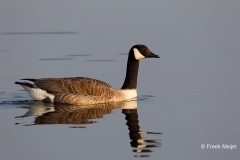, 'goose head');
121,44,159,90
131,44,160,60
